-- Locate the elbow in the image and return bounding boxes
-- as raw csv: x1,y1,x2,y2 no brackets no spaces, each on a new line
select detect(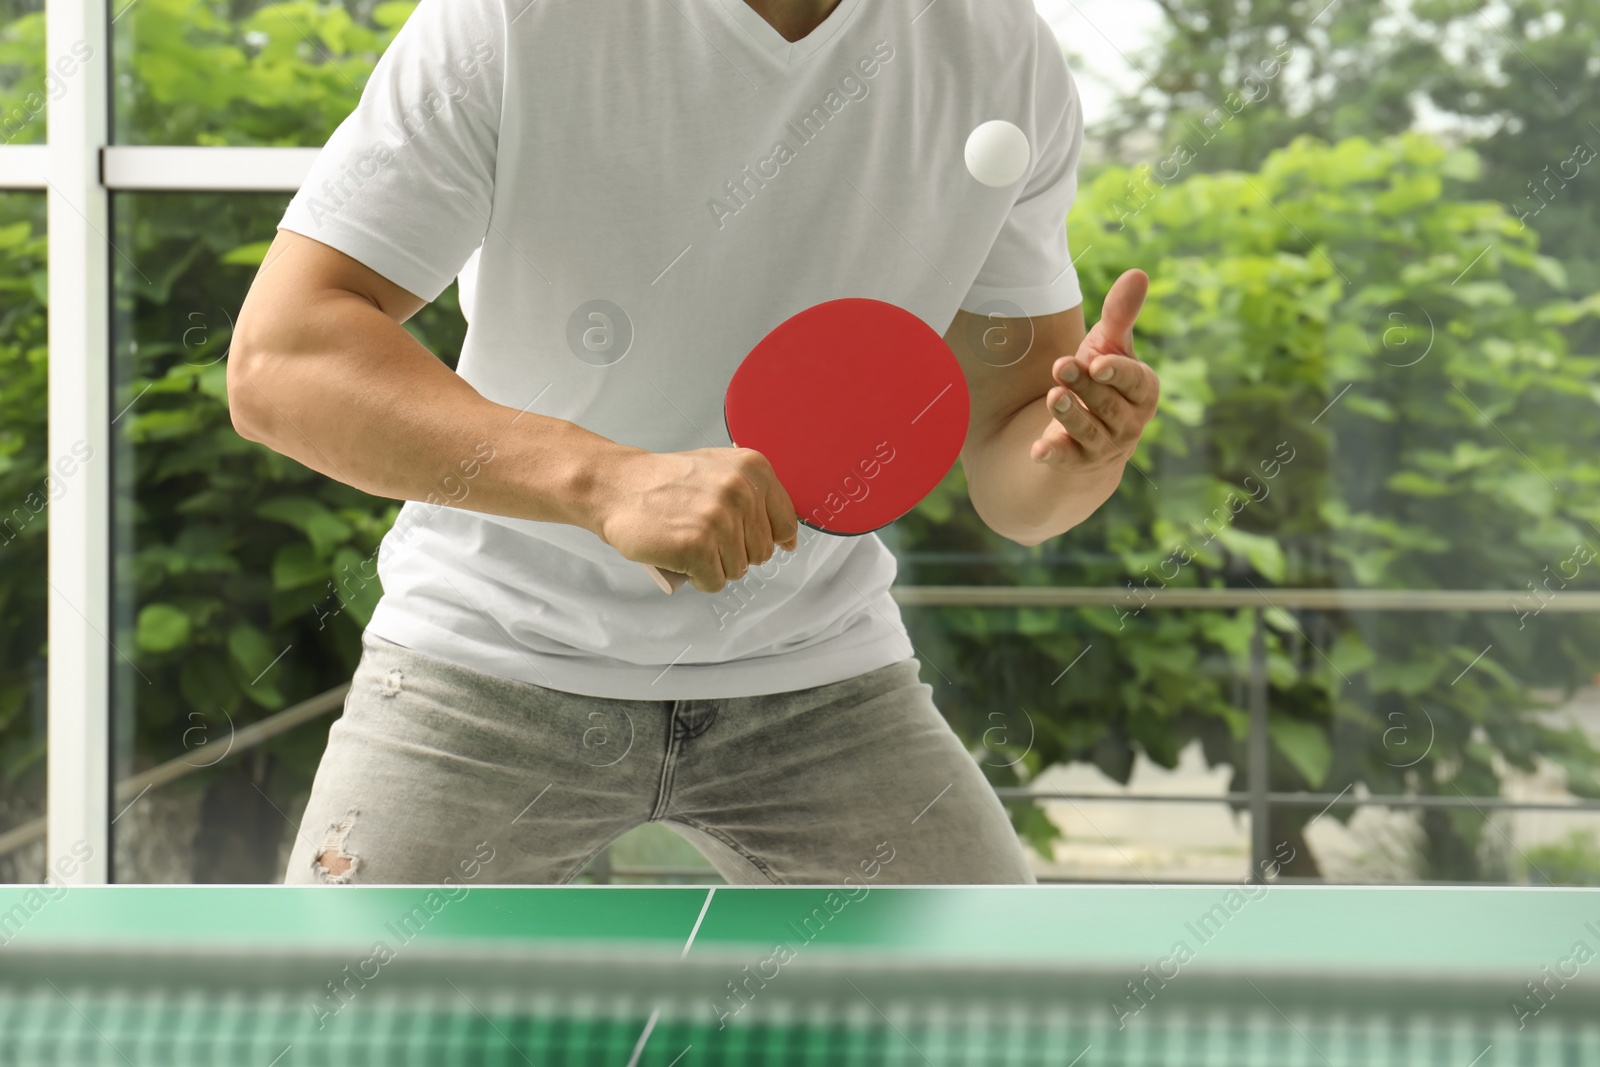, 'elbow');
970,490,1050,547
225,323,272,444
1004,525,1054,548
